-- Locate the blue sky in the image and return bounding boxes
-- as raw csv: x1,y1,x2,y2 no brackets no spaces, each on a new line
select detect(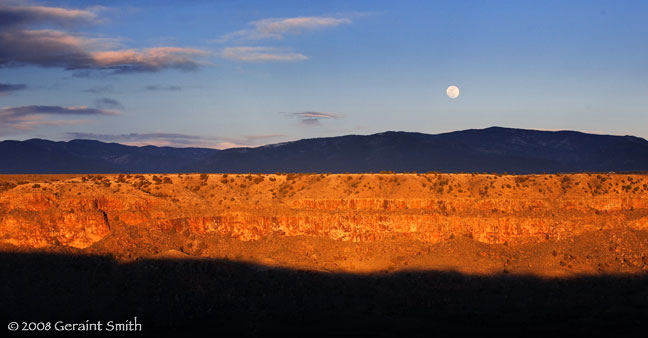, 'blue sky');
1,0,647,148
